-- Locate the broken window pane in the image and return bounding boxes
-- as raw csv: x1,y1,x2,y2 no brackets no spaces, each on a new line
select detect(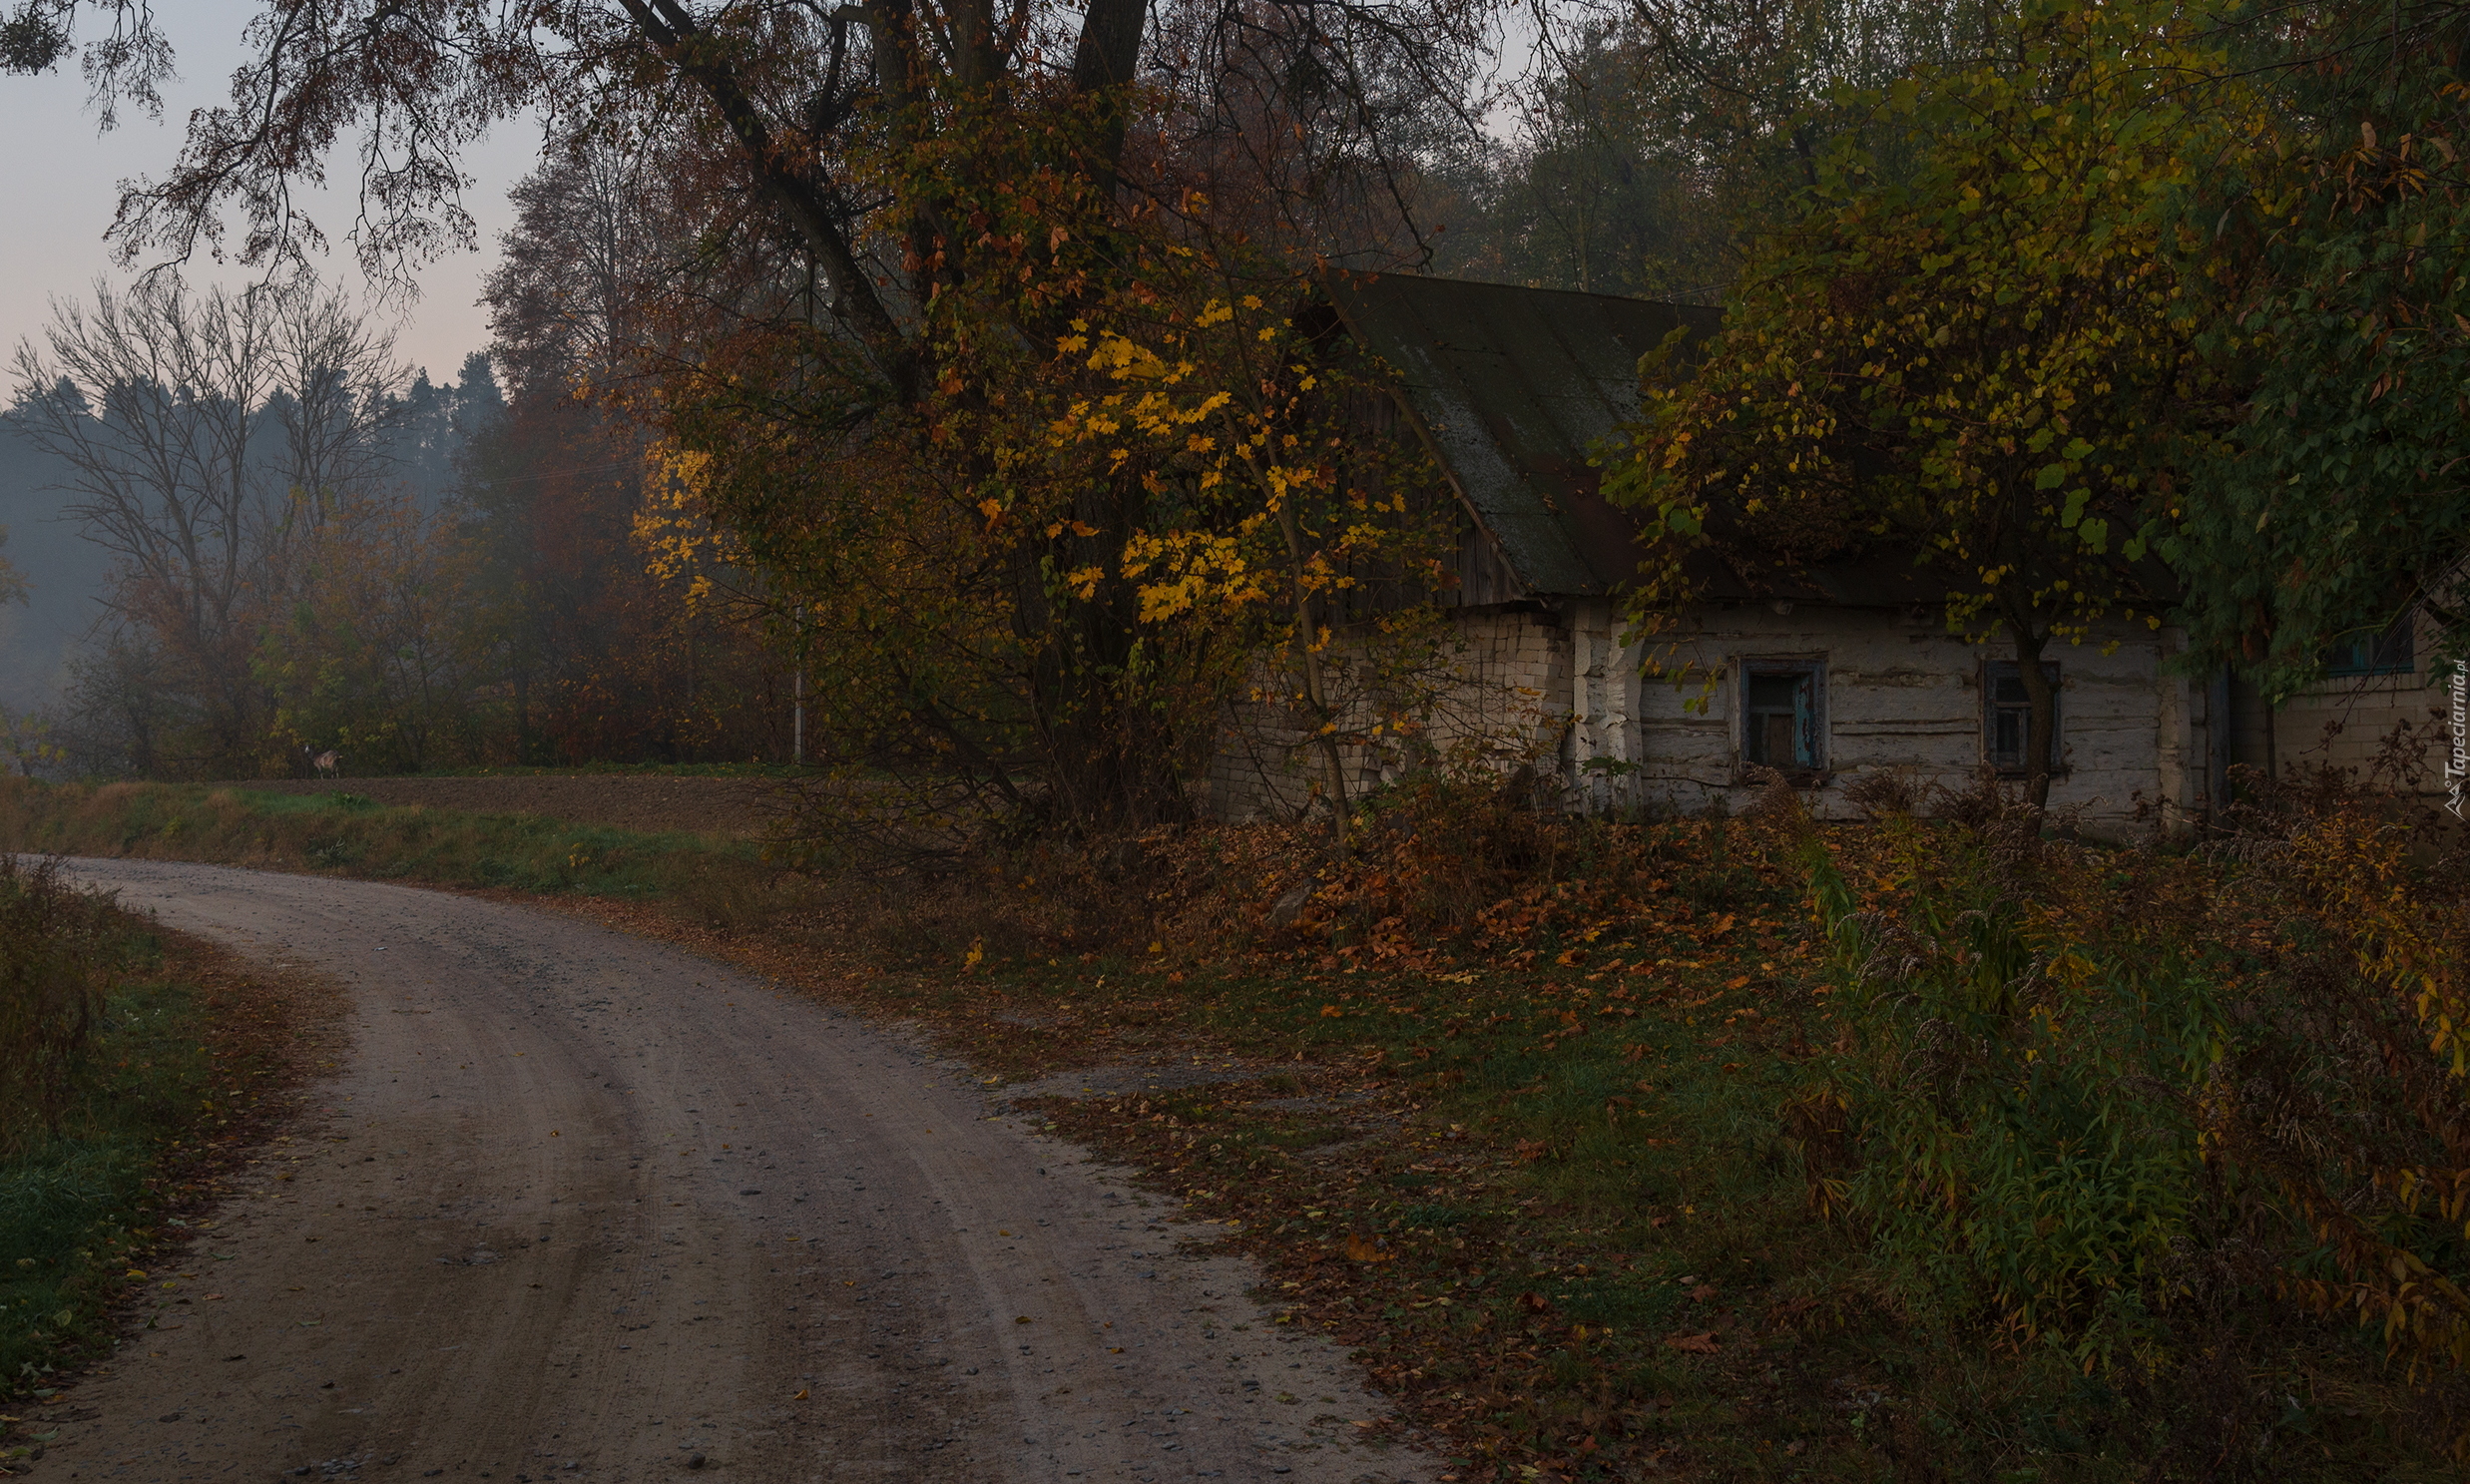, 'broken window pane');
1743,666,1820,770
